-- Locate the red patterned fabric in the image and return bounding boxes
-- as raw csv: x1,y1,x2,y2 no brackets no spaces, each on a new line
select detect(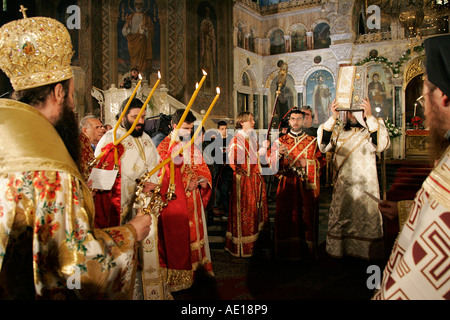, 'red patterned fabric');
271,132,326,260
157,162,191,273
157,136,213,276
373,146,450,300
225,132,269,257
78,132,94,182
93,143,124,229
